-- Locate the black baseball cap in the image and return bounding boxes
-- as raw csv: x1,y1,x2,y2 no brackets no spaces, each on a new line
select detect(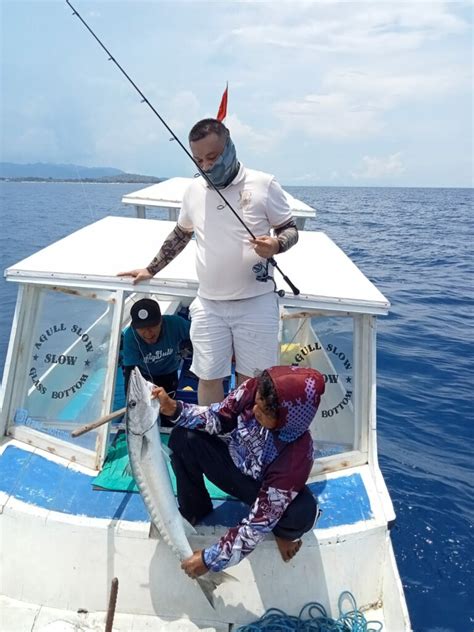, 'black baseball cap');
130,299,162,329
